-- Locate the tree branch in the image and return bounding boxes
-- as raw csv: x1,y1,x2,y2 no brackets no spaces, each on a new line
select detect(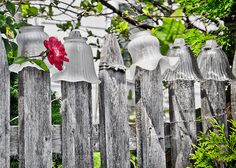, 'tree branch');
31,1,206,32
126,0,158,25
99,0,154,29
149,0,173,14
